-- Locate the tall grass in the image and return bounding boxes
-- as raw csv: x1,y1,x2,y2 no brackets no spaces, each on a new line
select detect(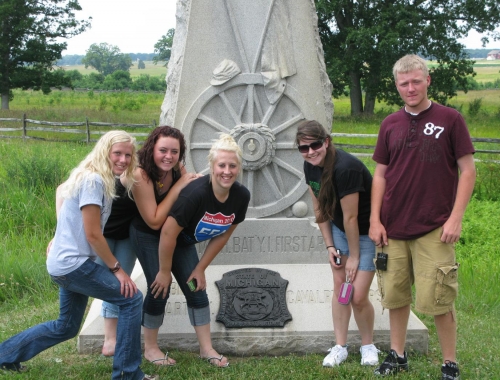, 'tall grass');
456,198,500,314
0,141,90,304
2,90,164,124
